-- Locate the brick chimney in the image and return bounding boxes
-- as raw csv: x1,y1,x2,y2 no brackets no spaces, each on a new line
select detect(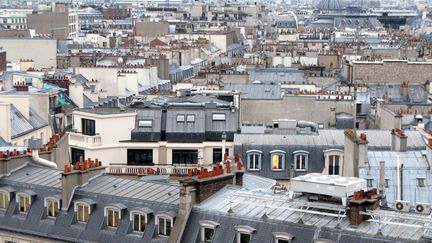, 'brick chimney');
61,158,105,210
343,129,368,177
401,81,409,97
391,128,407,152
348,191,381,226
169,163,244,243
13,81,29,92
